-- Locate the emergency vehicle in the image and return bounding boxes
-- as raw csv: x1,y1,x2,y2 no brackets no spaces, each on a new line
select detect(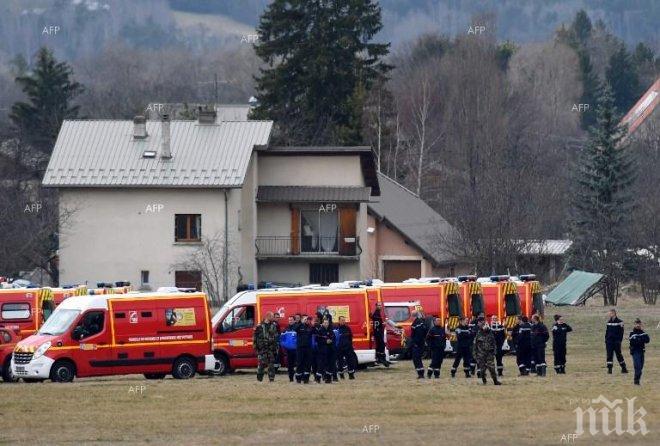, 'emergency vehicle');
1,325,21,382
381,301,420,355
515,274,544,319
458,276,485,318
479,276,522,337
0,288,54,337
52,285,88,306
211,286,379,375
11,292,218,382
